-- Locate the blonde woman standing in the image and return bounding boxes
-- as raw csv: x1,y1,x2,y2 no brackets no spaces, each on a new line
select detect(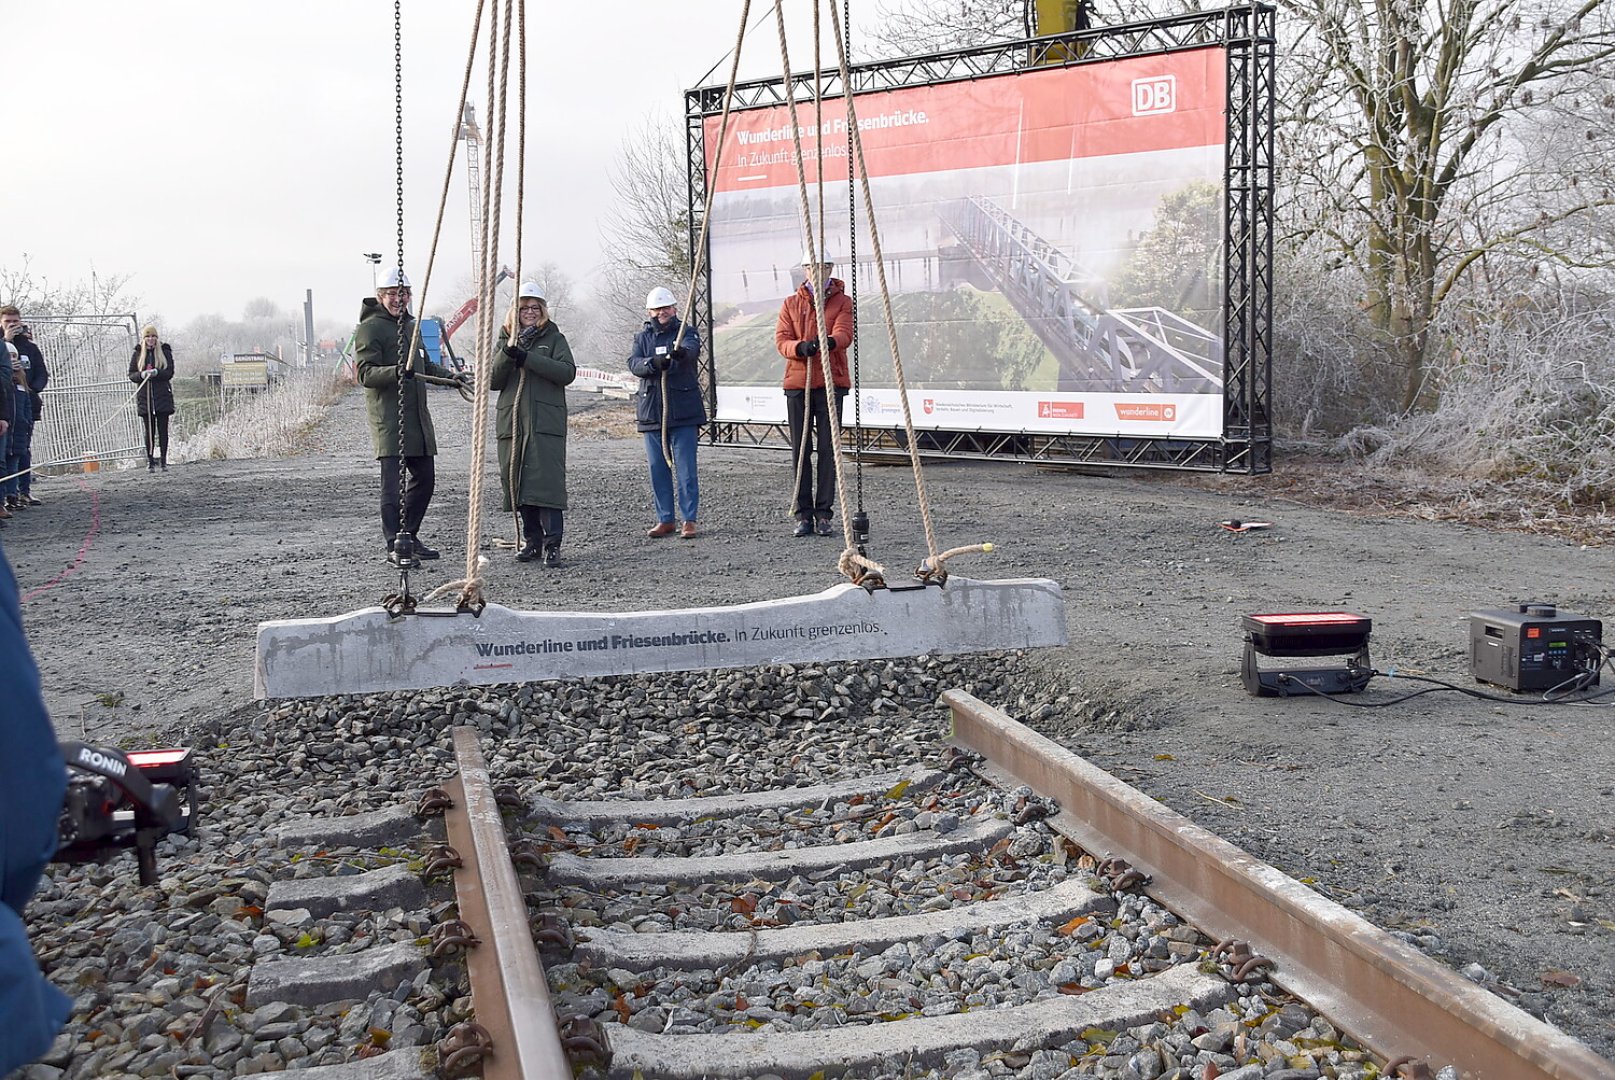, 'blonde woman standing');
489,282,576,566
128,326,177,471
